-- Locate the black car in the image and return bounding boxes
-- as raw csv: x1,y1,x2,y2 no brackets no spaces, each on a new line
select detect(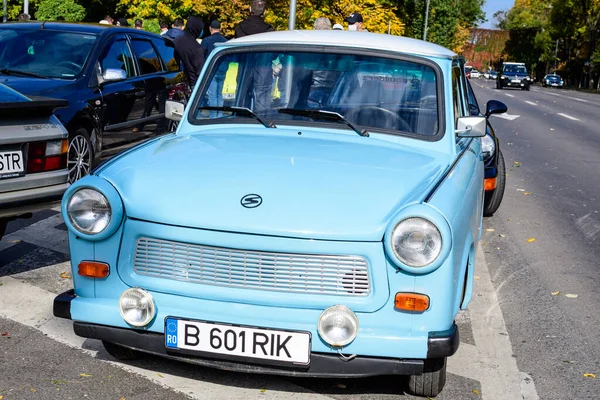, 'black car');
466,80,506,216
496,62,531,91
0,22,186,182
